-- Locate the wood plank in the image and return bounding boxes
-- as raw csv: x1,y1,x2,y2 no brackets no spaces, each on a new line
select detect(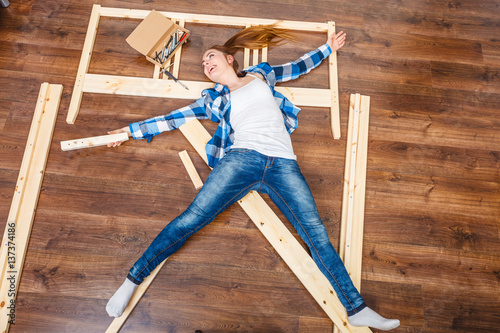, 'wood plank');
340,94,370,289
82,73,332,107
171,19,185,79
67,4,101,124
336,94,370,333
0,83,62,332
98,6,330,31
178,150,203,190
253,48,259,66
328,21,341,139
60,132,129,151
